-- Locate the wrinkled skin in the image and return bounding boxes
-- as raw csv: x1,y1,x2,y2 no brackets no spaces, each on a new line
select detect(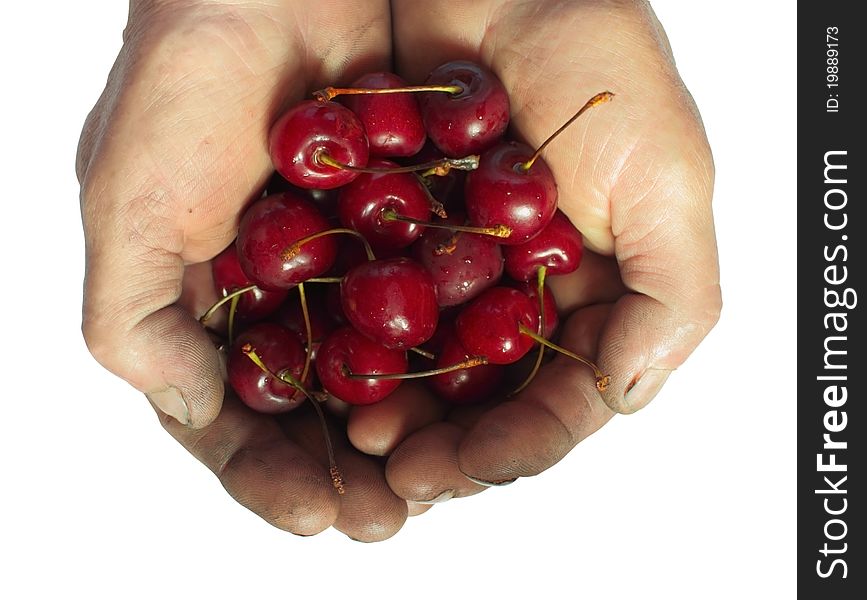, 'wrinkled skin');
77,0,721,540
